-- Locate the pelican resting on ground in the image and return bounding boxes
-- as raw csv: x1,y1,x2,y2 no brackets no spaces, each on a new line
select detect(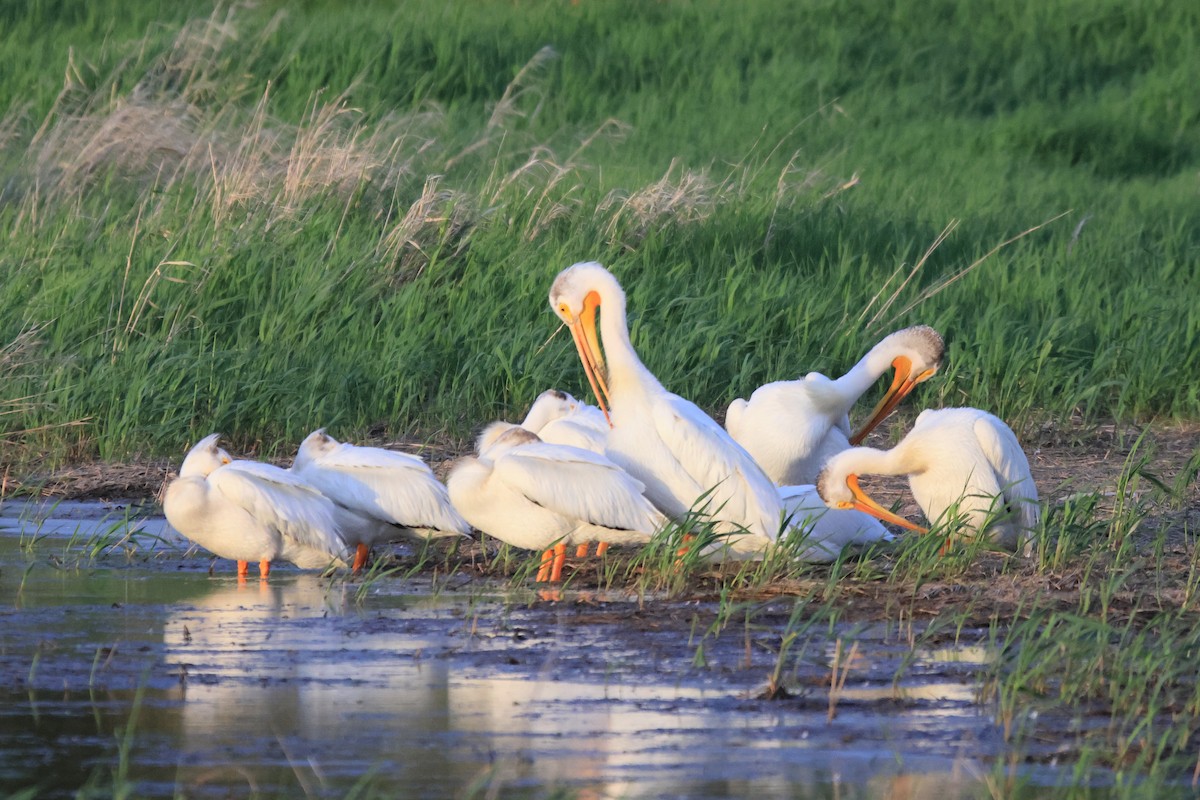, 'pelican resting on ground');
549,260,885,560
726,325,944,486
291,429,472,572
163,434,352,578
446,423,664,582
816,407,1040,554
520,389,609,454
